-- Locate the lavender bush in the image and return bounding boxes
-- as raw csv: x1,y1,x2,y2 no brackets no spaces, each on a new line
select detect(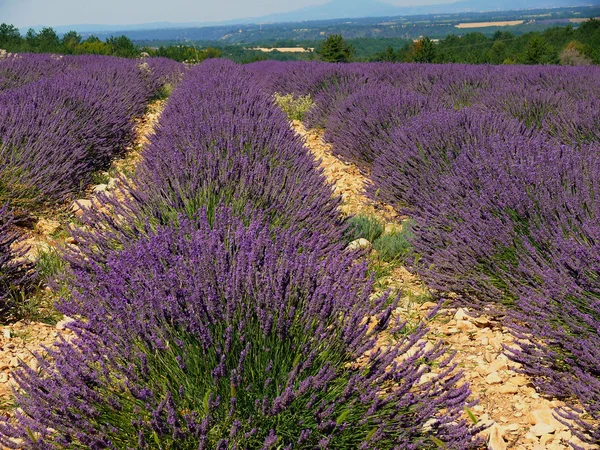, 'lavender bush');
369,108,535,212
0,55,182,208
0,209,479,449
379,133,600,443
250,60,600,444
115,60,343,241
0,54,70,91
323,85,431,168
0,204,32,310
